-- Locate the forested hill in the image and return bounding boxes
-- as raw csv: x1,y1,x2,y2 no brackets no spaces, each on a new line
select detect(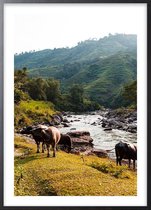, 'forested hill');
15,34,136,69
14,34,137,108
